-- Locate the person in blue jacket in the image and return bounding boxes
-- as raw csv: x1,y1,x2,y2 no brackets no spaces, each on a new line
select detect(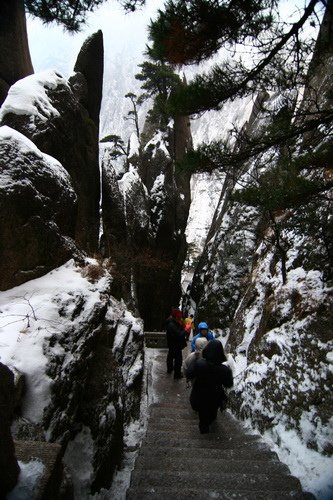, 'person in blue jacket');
191,321,214,352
